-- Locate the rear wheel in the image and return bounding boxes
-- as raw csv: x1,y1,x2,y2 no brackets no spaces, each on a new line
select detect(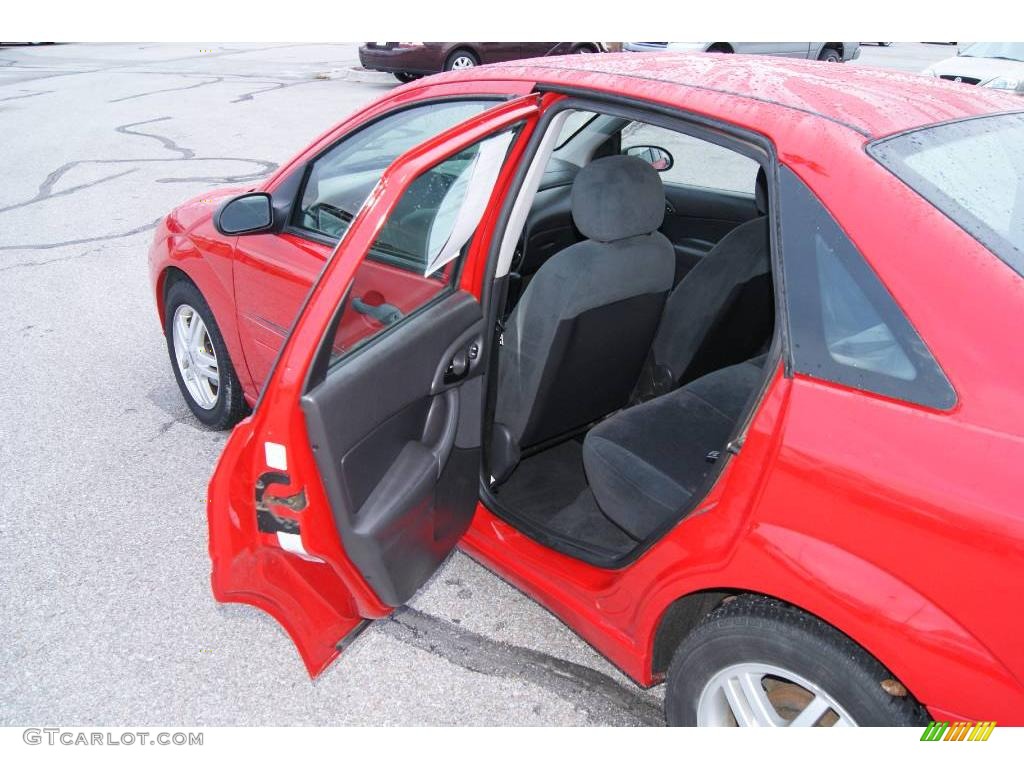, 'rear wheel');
394,72,420,83
164,279,247,430
664,595,928,727
444,49,479,71
818,47,842,63
573,44,599,54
